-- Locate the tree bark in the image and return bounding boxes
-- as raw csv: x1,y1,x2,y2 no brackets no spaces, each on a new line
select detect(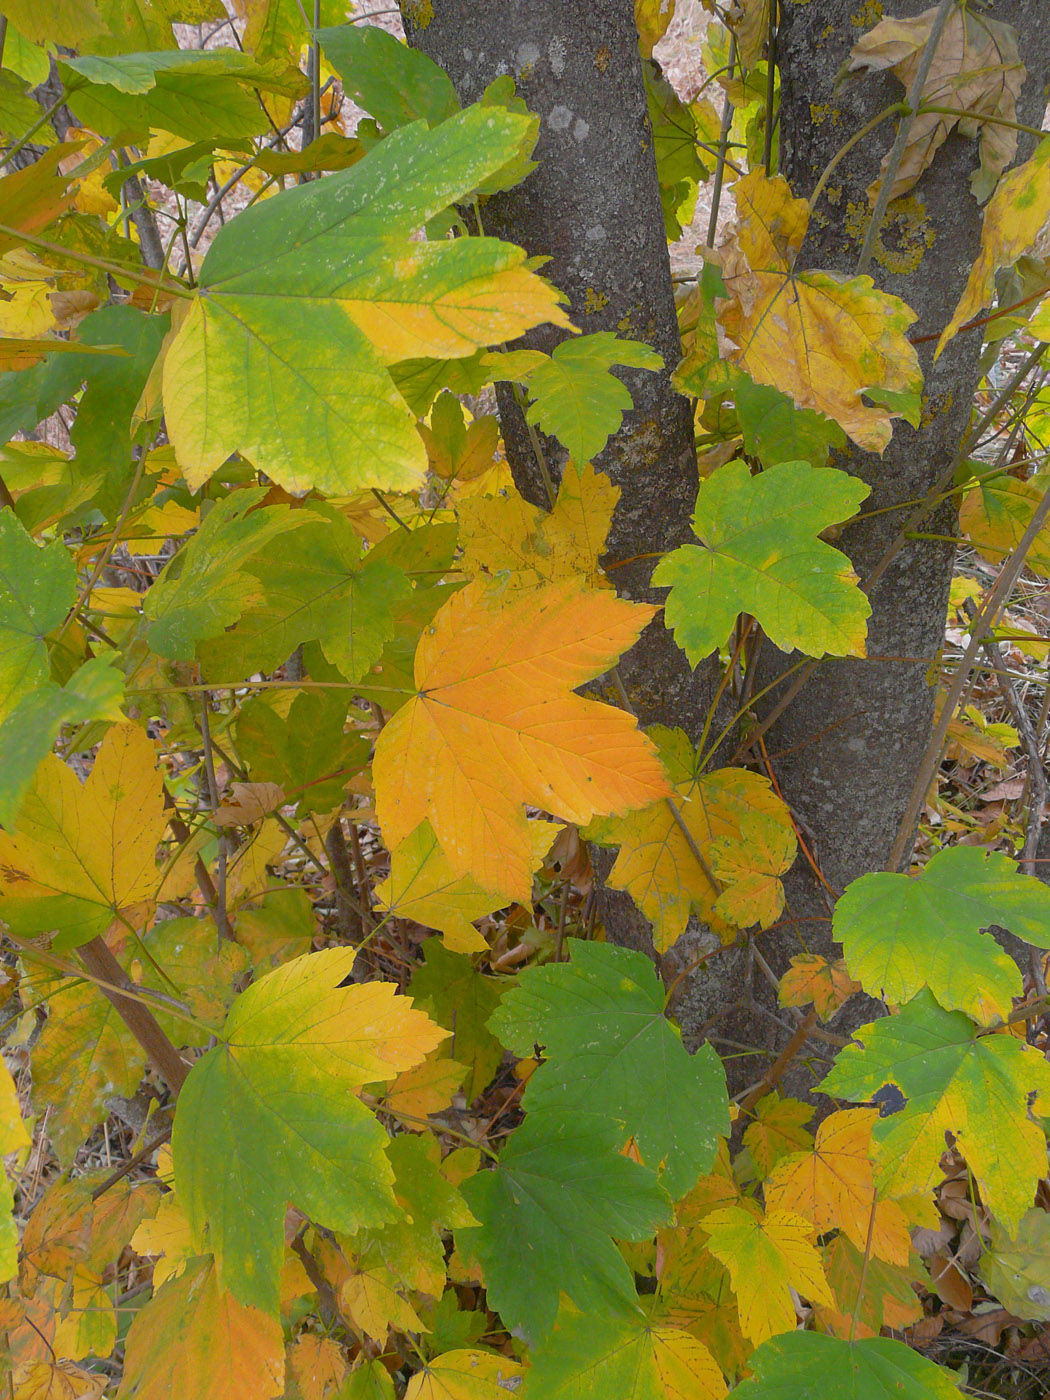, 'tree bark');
401,0,719,959
669,1,1050,1090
